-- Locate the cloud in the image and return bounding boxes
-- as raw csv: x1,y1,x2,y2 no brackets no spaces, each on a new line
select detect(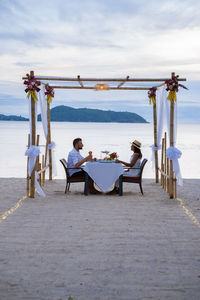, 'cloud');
0,0,200,120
